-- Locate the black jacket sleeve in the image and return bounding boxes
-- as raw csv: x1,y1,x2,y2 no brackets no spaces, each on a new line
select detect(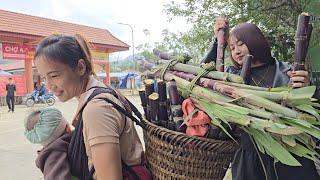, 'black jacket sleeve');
200,38,218,64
